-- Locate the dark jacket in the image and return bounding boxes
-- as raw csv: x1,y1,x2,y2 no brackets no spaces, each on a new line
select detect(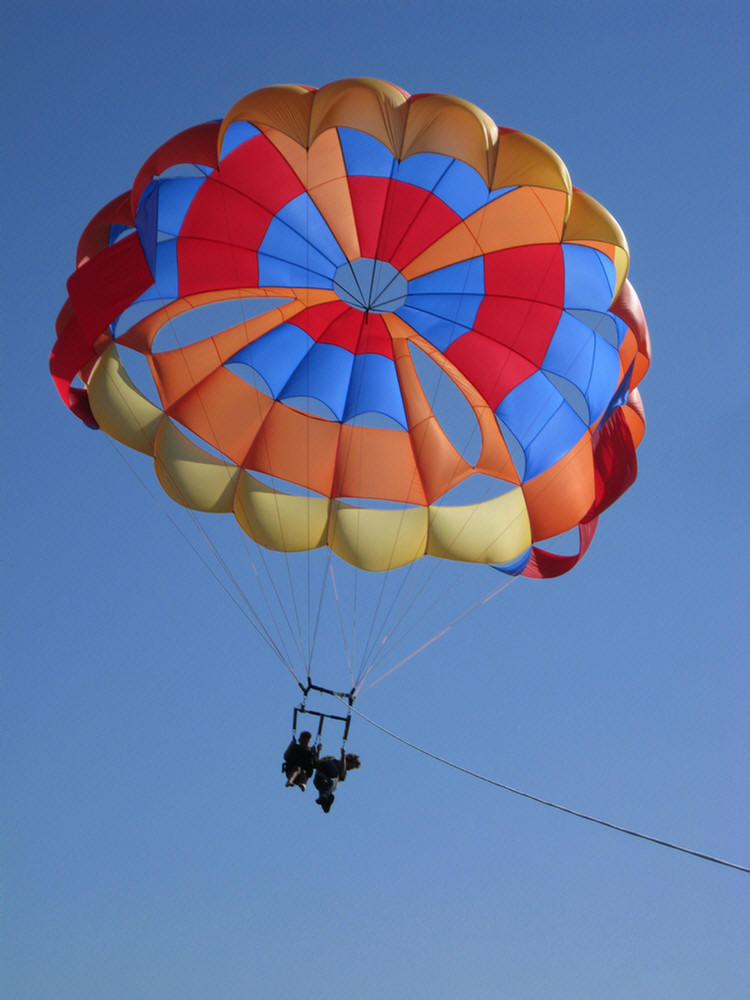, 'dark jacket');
313,754,346,794
284,739,317,778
